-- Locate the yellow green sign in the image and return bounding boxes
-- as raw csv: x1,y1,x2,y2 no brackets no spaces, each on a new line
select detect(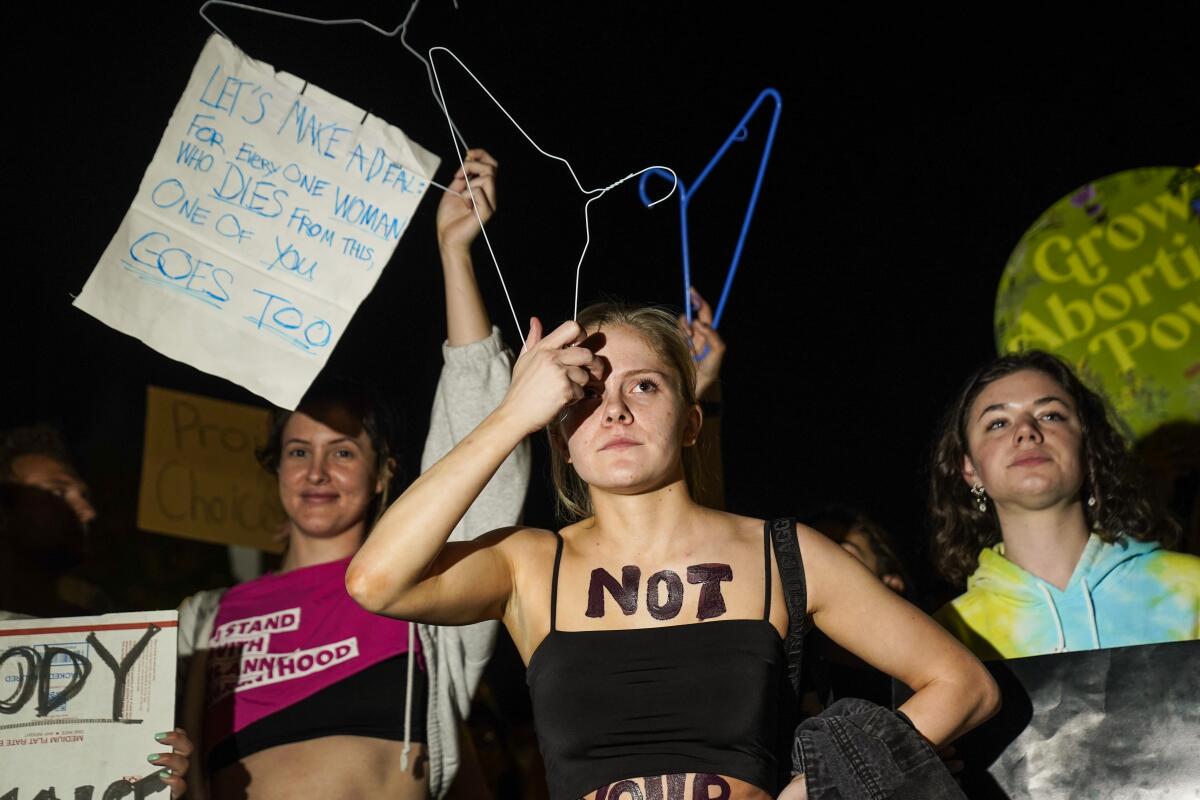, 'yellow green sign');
995,166,1200,438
